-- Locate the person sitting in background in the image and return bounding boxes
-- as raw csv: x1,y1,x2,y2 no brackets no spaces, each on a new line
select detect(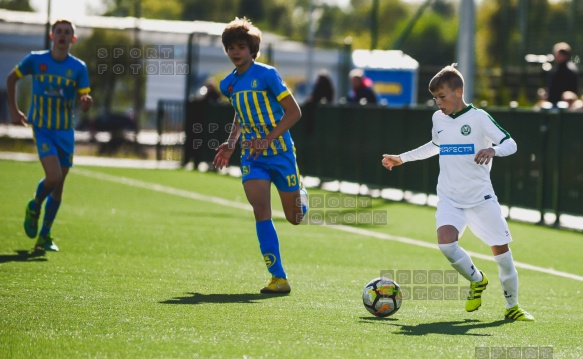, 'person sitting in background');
559,91,583,111
547,42,579,107
347,68,377,105
303,70,335,135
